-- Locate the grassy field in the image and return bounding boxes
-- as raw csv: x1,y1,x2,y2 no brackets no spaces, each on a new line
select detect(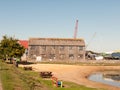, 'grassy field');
0,60,104,90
